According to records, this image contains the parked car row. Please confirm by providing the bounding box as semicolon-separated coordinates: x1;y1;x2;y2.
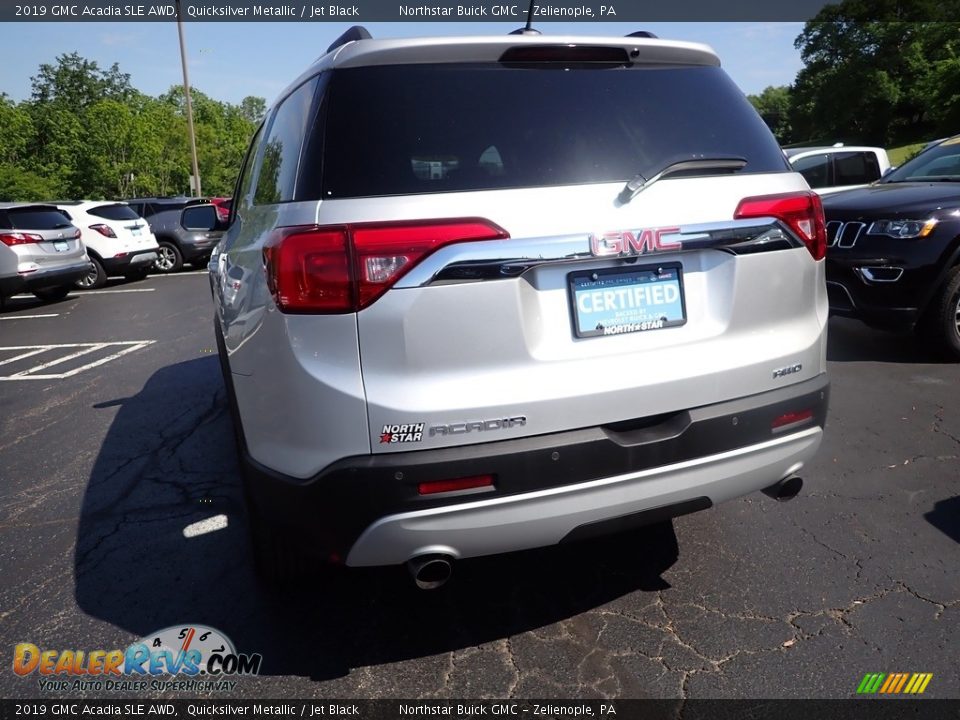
0;196;228;305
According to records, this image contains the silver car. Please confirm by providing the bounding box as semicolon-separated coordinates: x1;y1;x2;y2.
212;27;831;587
0;203;90;305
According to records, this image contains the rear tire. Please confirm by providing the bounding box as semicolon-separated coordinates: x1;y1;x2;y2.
76;258;107;289
154;242;183;273
32;286;71;302
917;266;960;360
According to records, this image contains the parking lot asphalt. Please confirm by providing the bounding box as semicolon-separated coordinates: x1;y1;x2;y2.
0;272;958;700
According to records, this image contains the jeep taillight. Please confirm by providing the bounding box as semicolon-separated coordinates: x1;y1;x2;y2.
734;191;827;261
263;219;509;313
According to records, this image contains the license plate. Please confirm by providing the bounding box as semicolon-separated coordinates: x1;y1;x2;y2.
569;263;686;338
54;241;68;252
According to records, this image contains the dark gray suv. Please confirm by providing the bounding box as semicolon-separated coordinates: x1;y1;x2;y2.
126;197;224;273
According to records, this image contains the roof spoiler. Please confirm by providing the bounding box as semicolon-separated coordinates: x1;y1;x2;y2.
626;31;658;38
327;25;372;54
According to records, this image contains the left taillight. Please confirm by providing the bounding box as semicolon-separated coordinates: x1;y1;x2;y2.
734;191;827;261
89;224;117;238
263;218;509;314
0;232;44;246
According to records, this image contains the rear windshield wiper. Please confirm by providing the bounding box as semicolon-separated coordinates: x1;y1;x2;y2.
617;157;748;205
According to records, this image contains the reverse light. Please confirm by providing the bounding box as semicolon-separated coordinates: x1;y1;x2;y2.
0;232;44;246
418;475;495;496
89;224;117;238
734;191;827;260
867;219;938;239
263;218;509;313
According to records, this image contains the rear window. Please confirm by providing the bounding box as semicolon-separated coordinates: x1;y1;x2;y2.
310;64;787;199
89;204;141;221
0;207;73;230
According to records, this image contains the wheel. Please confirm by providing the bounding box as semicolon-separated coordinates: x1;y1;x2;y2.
154;242;183;273
76;258;107;289
32;286;71;302
125;267;150;282
917;266;960;360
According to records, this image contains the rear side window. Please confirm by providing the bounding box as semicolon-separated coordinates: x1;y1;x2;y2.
312;64;787;199
3;207;73;230
834;152;880;186
255;76;320;205
89;204;141;221
792;154;830;189
182;205;218;231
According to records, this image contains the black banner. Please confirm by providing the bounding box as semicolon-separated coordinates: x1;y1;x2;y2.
0;0;911;23
2;700;960;720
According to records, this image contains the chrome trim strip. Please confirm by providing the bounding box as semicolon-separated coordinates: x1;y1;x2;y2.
858;266;904;283
826;280;857;309
396;218;799;288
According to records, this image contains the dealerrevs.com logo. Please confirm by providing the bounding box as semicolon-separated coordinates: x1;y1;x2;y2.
13;625;262;693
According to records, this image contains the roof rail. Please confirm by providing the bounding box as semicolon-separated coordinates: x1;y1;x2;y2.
626;31;658;38
327;25;372;54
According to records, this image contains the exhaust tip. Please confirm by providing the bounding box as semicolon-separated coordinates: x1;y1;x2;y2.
407;555;453;590
763;475;803;502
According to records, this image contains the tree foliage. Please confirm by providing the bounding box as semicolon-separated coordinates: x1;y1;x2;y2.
790;1;960;145
747;86;793;144
0;53;264;201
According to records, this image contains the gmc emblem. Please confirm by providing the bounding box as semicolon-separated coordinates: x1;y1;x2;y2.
589;227;681;257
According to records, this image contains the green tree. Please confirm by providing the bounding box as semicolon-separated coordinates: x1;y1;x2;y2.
748;86;793;144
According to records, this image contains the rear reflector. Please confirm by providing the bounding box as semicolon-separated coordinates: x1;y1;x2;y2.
771;409;814;431
263;218;508;313
734;191;827;261
418;475;495;496
0;232;44;246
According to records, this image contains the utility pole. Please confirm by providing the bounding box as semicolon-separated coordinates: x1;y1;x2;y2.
175;0;202;197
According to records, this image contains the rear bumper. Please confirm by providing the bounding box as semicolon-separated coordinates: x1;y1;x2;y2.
102;250;158;274
0;262;91;298
242;374;829;567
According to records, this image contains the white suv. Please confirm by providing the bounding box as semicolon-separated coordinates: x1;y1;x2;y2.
56;201;159;288
211;27;831;588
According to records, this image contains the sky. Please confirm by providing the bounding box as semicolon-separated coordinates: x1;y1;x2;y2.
0;21;805;106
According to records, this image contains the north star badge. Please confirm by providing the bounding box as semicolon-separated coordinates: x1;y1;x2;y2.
379;423;425;444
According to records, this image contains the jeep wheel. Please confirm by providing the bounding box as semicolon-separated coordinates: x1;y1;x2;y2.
154;242;183;273
918;266;960;360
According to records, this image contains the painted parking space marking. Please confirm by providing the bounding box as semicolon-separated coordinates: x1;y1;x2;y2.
151;271;208;277
0;314;59;320
9;288;156;299
0;341;155;380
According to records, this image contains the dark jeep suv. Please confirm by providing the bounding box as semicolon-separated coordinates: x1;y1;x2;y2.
126;197;224;273
823;135;960;356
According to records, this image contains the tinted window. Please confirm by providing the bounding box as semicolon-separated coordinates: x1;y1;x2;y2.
834;152;880;186
792;154;830;188
884;139;960;182
314;64;787;199
181;205;218;231
3;207;73;230
255;77;319;205
89;204;141;221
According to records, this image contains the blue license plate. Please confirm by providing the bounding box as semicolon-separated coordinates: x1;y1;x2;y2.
569;263;686;338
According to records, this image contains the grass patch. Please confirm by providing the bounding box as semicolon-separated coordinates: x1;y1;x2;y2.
888;142;927;166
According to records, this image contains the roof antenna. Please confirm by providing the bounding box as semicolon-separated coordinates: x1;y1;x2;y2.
509;0;541;34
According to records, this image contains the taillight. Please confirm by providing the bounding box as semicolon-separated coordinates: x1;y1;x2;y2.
89;224;117;238
263;218;509;313
0;232;44;246
734;191;826;261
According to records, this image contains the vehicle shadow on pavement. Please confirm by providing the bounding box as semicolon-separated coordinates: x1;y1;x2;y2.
826;318;954;364
925;496;960;545
75;357;679;683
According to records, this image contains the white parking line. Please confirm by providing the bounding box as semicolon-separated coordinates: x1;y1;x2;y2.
152;271;208;277
0;341;155;380
73;288;156;295
0;314;59;320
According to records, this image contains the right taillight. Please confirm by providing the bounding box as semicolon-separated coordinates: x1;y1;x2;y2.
263;218;509;314
0;232;44;246
733;191;827;261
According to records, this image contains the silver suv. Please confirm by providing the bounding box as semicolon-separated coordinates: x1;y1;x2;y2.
0;203;89;306
212;27;831;587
